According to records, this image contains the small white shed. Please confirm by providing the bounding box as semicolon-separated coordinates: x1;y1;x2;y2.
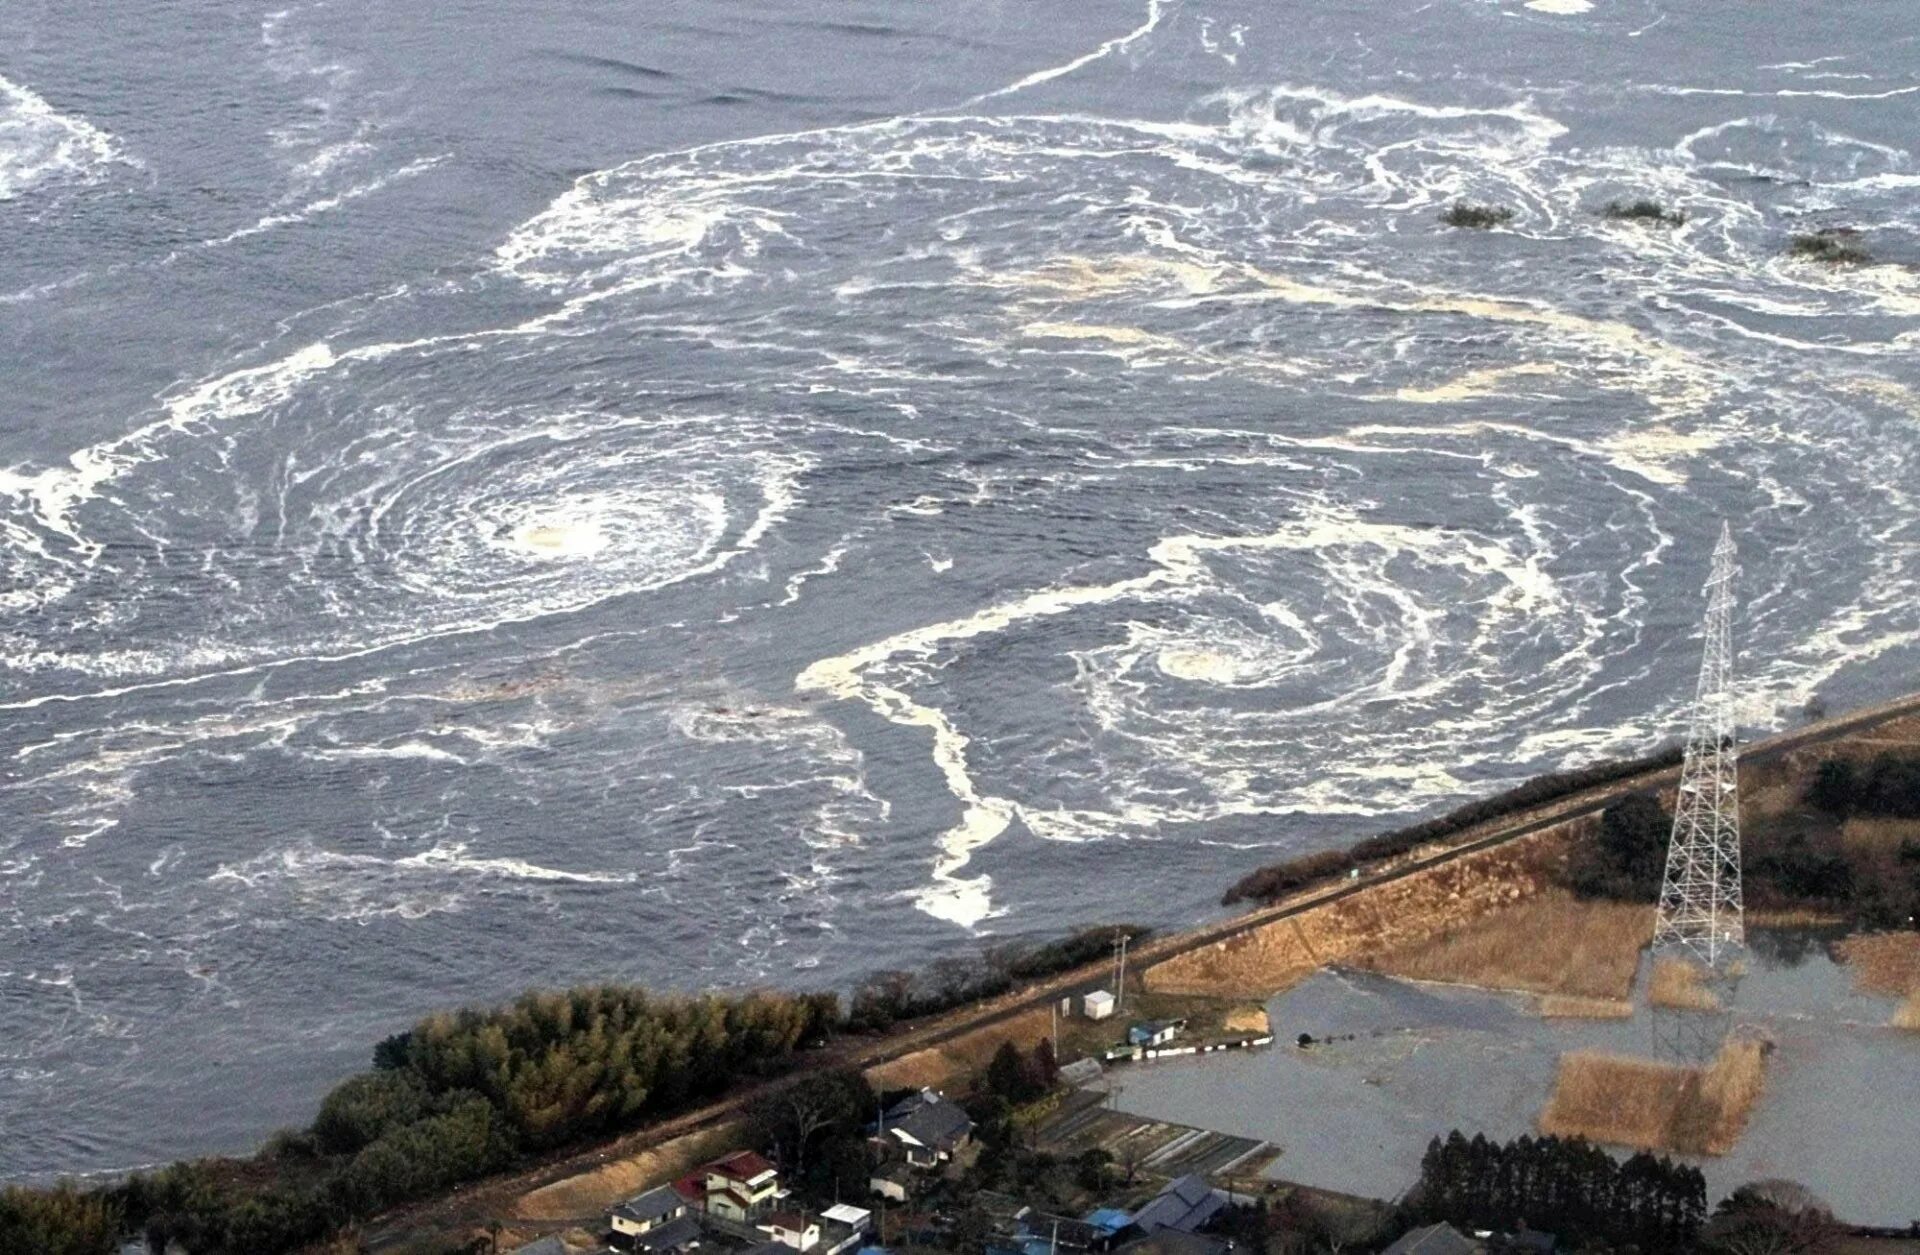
1083;989;1116;1020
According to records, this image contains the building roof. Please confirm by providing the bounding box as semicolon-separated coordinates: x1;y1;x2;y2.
741;1245;790;1255
822;1204;872;1227
710;1150;779;1184
614;1185;689;1224
507;1239;571;1255
1381;1223;1485;1255
1059;1058;1104;1086
632;1215;703;1254
1084;1208;1133;1234
1130;1175;1224;1235
886;1095;973;1150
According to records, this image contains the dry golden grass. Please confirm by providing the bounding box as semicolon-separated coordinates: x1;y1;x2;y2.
1836;932;1920;999
1223;1006;1271;1034
1745;907;1849;927
1894;992;1920;1032
1538;995;1634;1019
1370;889;1652;1001
1649;957;1723;1011
1539;1037;1767;1156
1840;815;1920;859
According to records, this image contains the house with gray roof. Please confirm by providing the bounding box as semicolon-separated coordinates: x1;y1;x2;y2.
1129;1175;1224;1236
878;1088;974;1168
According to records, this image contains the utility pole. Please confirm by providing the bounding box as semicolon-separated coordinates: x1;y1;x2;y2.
1652;522;1746;972
1115;931;1130;1012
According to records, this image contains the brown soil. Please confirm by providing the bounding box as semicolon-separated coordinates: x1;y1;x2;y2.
864;1006;1054;1093
1538;1036;1767;1156
1367;889;1651;1001
1144;827;1571;997
515;1121;743;1220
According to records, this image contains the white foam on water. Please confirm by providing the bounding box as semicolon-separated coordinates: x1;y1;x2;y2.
799;501;1574;926
966;0;1171;105
1523;0;1593;13
0;74;123;201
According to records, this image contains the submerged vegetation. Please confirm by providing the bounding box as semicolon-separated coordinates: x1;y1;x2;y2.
1788;228;1872;265
1602;198;1687;226
1540;1038;1768;1157
1440;201;1516;229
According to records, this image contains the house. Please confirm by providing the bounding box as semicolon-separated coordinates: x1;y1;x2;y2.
816;1204;873;1255
757;1210;821;1252
868;1163;912;1202
1381;1223;1486;1255
1083;990;1116;1020
611;1184;692;1243
1130;1175;1224;1236
703;1150;785;1222
822;1204;873;1235
1083;1208;1133;1238
878;1089;974;1167
507;1239;571;1255
629;1216;704;1255
1126;1020;1185;1049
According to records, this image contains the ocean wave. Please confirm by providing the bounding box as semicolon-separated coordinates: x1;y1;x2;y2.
0;74;124;202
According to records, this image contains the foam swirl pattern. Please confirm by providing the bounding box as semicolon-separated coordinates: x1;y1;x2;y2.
0;0;1916;1195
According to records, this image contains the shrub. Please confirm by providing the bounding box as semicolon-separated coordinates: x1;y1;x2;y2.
1788;229;1870;265
1441;202;1515;229
1566;792;1670;902
1602;198;1686;226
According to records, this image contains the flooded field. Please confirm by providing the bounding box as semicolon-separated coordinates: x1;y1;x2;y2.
1108;930;1920;1224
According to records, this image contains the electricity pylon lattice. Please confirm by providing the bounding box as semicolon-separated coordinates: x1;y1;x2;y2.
1652;522;1745;971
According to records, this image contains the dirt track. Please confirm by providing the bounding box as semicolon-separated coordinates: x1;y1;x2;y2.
363;688;1920;1249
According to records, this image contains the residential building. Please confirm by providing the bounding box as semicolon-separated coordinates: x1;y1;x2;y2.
611;1184;692;1243
877;1089;974;1168
757;1210;822;1252
1130;1175;1224;1236
1381;1222;1486;1255
506;1239;571;1255
703;1150;785;1222
629;1216;704;1255
821;1204;872;1235
1126;1021;1184;1049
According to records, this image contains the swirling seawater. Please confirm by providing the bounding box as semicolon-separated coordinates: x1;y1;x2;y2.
1;0;1916;1179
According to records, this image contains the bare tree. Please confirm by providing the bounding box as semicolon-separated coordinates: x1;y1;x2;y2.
1706;1179;1841;1255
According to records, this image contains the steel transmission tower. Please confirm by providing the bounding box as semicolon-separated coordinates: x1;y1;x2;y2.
1652;522;1745;970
